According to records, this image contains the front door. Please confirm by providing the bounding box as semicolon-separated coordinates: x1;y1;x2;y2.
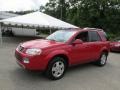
70;31;94;64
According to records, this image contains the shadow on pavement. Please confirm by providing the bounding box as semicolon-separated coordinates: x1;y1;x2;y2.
10;63;96;82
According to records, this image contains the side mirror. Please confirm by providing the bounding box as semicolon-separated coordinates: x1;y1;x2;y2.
72;39;83;45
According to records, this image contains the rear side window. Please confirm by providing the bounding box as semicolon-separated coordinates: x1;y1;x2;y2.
89;31;101;42
101;31;109;41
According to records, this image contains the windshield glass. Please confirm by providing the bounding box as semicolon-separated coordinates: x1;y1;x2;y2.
46;30;77;42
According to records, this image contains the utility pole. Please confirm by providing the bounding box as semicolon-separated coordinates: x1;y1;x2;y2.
0;23;2;47
60;4;63;20
60;0;64;20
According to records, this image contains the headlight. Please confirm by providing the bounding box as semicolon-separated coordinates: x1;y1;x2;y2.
25;48;42;56
115;44;120;47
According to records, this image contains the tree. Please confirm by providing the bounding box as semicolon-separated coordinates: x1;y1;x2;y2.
42;0;120;38
43;0;69;21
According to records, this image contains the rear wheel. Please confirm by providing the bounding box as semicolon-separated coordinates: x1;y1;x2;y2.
95;52;108;66
45;57;67;80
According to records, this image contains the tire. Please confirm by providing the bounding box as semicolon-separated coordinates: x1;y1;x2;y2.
95;52;108;66
45;57;67;80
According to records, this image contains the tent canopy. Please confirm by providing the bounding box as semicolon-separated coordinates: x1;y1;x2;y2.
0;11;79;29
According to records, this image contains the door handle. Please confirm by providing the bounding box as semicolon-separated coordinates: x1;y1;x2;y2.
85;45;89;48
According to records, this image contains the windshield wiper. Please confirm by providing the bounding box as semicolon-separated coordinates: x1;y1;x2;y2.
46;38;56;41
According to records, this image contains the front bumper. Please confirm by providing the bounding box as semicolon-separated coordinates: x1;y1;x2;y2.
15;50;47;71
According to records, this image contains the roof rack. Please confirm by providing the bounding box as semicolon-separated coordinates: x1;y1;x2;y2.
83;27;103;31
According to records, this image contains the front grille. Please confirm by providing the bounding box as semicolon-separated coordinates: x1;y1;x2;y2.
15;52;23;61
17;45;24;52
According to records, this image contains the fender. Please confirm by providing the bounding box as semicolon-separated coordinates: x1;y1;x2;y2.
100;46;109;56
43;49;70;67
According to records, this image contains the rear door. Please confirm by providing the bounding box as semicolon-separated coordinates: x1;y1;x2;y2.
88;31;103;60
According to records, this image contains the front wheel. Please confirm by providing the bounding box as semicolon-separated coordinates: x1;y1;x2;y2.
45;57;67;80
95;52;108;66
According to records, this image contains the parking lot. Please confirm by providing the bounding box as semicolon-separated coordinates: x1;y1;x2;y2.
0;37;120;90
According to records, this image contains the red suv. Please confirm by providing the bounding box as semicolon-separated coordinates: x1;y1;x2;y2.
15;28;110;80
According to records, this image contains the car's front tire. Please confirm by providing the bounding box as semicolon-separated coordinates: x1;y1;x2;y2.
45;57;67;80
95;52;108;66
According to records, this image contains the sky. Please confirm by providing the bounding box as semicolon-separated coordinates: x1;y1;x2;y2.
0;0;48;11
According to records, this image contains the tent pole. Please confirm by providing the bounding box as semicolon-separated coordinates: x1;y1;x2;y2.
50;29;52;34
0;23;2;47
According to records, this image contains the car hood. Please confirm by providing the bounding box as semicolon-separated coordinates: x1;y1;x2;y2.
111;42;120;45
21;39;65;49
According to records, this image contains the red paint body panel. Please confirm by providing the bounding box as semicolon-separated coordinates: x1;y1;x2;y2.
15;29;110;71
110;41;120;52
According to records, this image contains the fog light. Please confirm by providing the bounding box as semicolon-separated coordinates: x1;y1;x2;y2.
23;58;29;64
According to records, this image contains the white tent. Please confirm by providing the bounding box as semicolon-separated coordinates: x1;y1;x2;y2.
0;11;79;29
0;11;79;46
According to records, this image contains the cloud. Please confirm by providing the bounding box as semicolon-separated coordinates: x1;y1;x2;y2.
0;0;48;11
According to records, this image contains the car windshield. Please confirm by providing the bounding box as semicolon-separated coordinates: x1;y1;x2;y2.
46;30;77;42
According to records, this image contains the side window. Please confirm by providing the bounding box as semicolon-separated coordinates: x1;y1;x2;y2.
101;31;109;41
75;31;88;42
89;31;101;42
